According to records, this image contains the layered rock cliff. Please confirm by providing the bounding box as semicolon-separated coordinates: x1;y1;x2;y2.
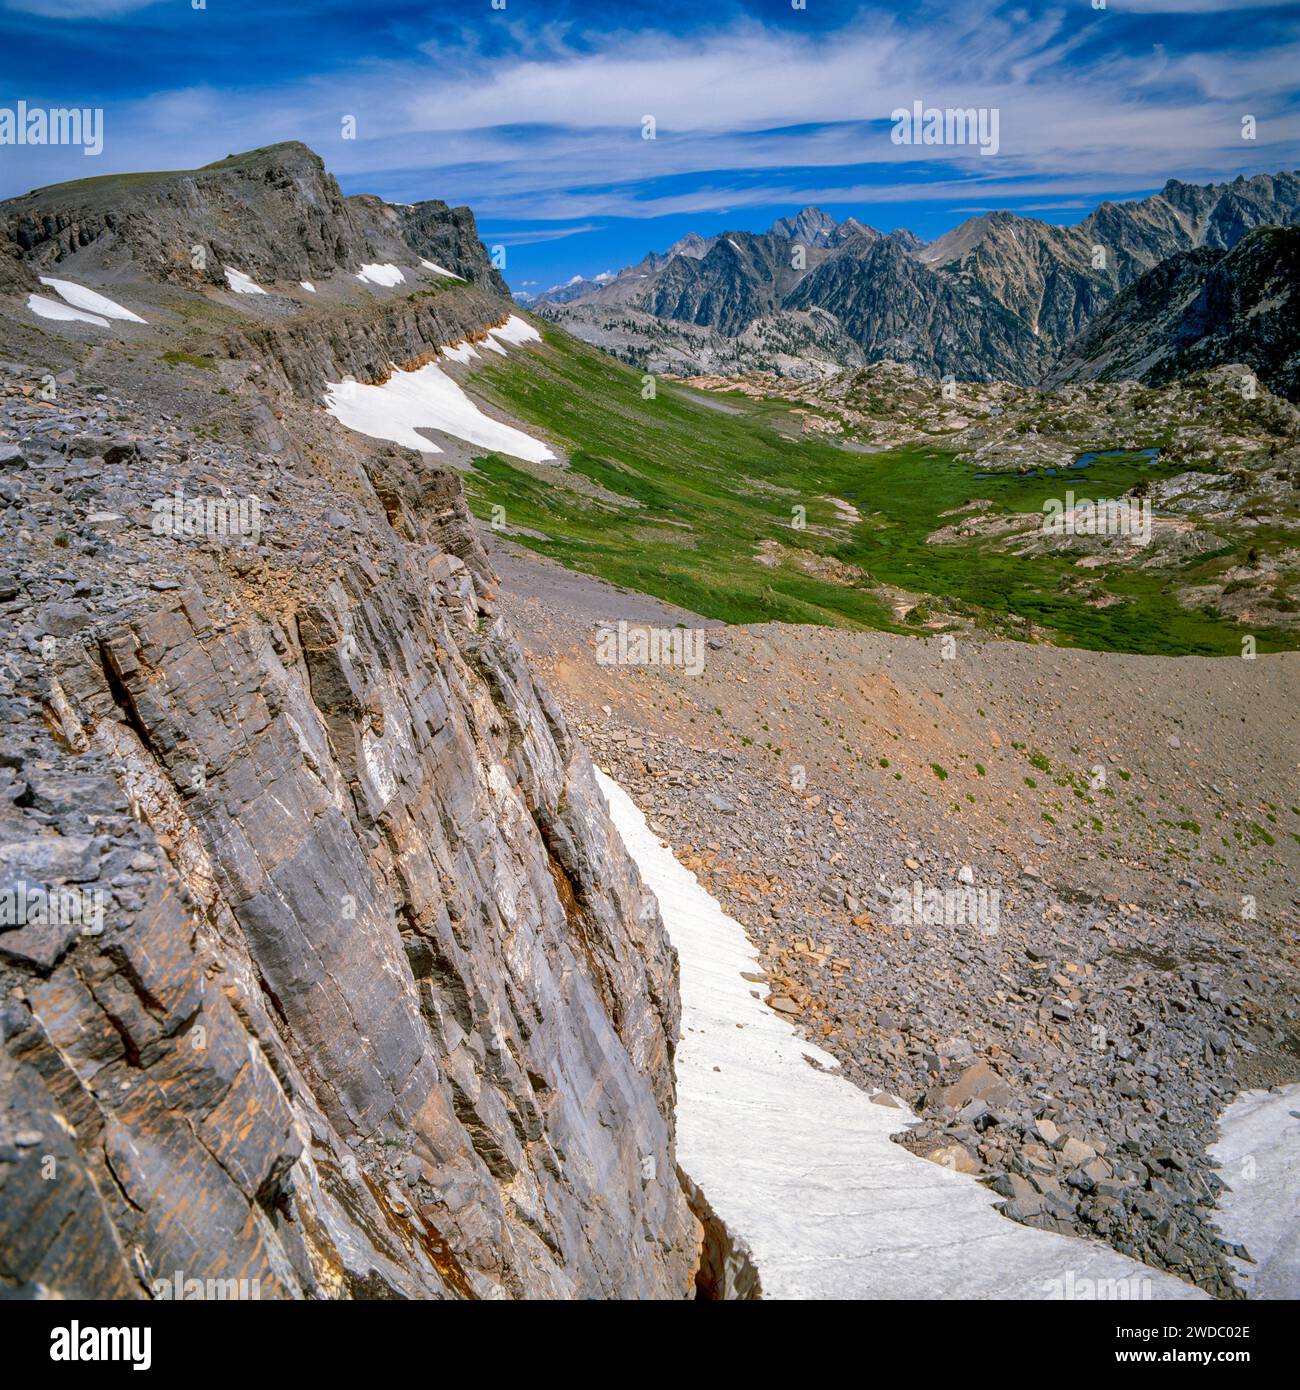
0;387;700;1300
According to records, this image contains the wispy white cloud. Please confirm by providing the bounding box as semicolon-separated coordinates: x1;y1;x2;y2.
1;0;162;16
1;6;1296;219
478;224;602;246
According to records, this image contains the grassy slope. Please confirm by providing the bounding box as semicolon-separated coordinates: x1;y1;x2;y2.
462;326;1297;656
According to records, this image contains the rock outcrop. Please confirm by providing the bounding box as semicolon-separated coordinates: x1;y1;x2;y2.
0;458;698;1296
223;280;516;398
397;200;510;297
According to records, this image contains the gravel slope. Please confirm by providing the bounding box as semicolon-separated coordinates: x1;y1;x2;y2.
492;533;1300;1298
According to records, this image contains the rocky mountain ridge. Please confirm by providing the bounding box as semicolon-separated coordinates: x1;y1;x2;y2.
0;141;506;299
534;172;1300;384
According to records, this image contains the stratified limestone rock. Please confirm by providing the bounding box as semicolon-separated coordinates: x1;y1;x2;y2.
0;138;698;1297
0;451;697;1300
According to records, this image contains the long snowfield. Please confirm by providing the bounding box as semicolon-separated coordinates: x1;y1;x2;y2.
597;770;1207;1300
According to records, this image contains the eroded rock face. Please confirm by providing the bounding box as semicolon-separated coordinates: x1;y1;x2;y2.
397;200;511;297
0;383;698;1298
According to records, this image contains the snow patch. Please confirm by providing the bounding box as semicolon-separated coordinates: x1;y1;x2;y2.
38;277;145;323
420;259;464;280
1209;1086;1300;1298
596;770;1206;1301
224;266;267;295
488;314;542;347
441;341;479;365
300;281;316;293
26;293;108;327
478;314;542;355
324;360;553;462
356;263;405;287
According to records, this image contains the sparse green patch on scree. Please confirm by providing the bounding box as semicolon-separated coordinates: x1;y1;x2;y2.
461;327;1297;655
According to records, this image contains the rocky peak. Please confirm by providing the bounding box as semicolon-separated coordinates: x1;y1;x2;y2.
398;198;510;294
0;141;372;292
535;170;1300;385
831;216;884;247
665;231;715;260
1046;224;1300;399
768;206;840;247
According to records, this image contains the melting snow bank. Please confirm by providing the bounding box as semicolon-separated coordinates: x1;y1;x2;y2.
356;263;405;287
27;278;146;327
488;315;541;347
478;315;544;356
421;259;464;279
27;294;108;327
224;266;267;295
324;358;553;462
38;277;145;323
1209;1086;1300;1298
596;769;1206;1301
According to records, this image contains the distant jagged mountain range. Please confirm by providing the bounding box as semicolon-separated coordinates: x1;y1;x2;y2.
530;173;1300;389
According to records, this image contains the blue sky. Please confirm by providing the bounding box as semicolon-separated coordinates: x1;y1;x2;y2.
1;0;1297;294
